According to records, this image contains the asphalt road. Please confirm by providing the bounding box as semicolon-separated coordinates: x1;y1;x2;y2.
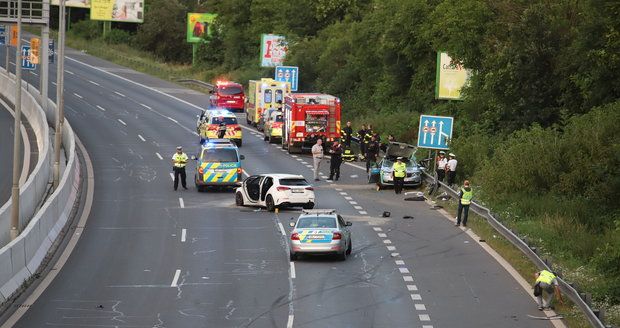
0;42;554;328
0;104;17;206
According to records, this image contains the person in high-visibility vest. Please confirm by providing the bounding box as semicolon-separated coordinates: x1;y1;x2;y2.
392;157;406;194
172;146;188;191
534;269;564;310
455;180;473;226
341;121;353;147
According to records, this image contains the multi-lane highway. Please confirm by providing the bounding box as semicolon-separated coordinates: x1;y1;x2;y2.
0;43;554;327
0;104;17;205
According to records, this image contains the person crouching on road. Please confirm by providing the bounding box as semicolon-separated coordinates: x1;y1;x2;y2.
455;180;473;227
328;140;343;181
392;157;406;194
534;269;564;311
217;122;227;139
311;138;324;181
172;146;188;191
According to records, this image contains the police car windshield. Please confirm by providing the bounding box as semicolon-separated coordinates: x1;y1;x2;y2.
279;178;308;186
212;117;238;125
201;148;238;162
218;86;243;95
297;217;337;229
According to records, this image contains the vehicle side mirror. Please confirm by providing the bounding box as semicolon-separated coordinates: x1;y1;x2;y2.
345;221;352;226
289;221;295;227
239;155;245;160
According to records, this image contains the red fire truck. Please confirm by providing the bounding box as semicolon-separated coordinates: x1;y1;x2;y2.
282;93;341;154
209;81;245;112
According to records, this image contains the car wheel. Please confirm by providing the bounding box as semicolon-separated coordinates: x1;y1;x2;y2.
235;192;244;206
264;135;269;141
289;252;297;261
268;136;274;144
337;249;347;261
302;202;314;210
266;195;276;212
237;140;242;147
346;239;352;255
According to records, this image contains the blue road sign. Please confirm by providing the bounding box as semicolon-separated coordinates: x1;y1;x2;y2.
49;40;54;63
21;46;36;70
417;114;453;150
0;24;6;45
275;65;299;91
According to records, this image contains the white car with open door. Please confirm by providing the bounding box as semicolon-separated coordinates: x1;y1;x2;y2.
235;174;315;212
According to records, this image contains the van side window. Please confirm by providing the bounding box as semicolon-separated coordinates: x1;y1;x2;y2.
264;89;273;103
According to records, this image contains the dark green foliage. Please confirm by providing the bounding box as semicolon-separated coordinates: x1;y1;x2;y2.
104;29;133;45
134;0;190;62
68;20;101;40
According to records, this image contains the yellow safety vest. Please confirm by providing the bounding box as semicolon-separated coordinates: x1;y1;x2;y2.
536;270;556;285
172;153;188;168
461;188;473;205
393;162;406;178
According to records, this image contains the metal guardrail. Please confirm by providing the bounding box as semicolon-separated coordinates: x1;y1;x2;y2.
422;172;609;328
175;78;215;91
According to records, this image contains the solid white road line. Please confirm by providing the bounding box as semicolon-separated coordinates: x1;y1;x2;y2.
290;262;296;279
156;152;163;160
96;105;106;111
89;80;100;86
73;92;83;99
287;315;294;328
140;103;152;109
411;294;422;300
138;134;146;142
179;198;185;208
117;119;127;126
181;229;187;242
114;91;126;97
415;304;427;311
171;269;181;287
278;222;286;236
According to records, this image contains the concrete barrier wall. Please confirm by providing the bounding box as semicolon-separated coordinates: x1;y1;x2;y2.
0;72;79;304
0;70;51;246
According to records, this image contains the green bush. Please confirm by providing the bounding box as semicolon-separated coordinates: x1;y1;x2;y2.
68;20;101;40
104;29;133;45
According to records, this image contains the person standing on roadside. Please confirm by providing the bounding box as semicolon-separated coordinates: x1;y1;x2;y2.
357;124;368;158
436;151;448;182
365;135;380;173
447;153;458;187
341;121;353;147
328;140;343;181
392;157;406;194
172;146;188;191
311;138;324;181
455;180;472;227
533;269;564;311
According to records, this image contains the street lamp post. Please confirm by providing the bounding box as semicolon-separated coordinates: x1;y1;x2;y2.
10;0;23;240
53;0;66;189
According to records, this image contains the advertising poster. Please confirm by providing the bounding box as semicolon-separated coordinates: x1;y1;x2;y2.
260;34;287;67
91;0;144;23
187;13;218;43
435;52;471;100
51;0;91;8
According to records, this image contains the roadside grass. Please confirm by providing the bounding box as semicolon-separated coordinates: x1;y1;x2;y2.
429;193;591;328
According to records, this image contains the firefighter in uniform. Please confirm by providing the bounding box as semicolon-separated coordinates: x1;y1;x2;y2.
365;135;380;173
392;157;406;194
357;124;368;159
341;121;353;147
172;146;188;191
362;125;374;157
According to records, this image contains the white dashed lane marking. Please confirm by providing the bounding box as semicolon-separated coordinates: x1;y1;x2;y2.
114;91;126;97
179;198;185;208
415;304;427;311
399;268;410;274
354;206;363;210
349;201;358;205
181;229;187;242
156;152;163;160
96;105;106;111
407;285;418;291
419;314;431;321
383;239;392;244
117;119;127;126
339;192;347;196
170;269;181;287
395;260;405;265
140;103;152;109
138;134;146;142
290;262;296;279
373;227;382;232
387;246;396;251
378;233;387;238
410;294;422;300
344;196;353;200
89;80;100;86
169;173;174;181
73;93;83;99
359;211;368;215
65;70;74;75
403;276;414;282
167;117;178;123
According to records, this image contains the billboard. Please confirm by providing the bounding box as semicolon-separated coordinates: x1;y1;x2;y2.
435;52;471;100
260;34;287;67
91;0;144;23
51;0;91;8
187;13;217;43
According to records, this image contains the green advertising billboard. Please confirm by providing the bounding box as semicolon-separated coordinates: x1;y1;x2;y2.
187;13;217;43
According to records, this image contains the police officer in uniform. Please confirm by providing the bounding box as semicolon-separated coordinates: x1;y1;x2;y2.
392;157;406;194
172;146;188;190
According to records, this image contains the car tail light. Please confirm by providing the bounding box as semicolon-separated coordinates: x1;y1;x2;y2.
277;186;291;191
234;126;242;131
237;168;242;174
198;167;204;174
291;233;300;240
305;187;314;191
332;232;342;240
